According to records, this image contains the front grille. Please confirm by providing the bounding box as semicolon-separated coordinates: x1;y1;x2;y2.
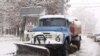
43;33;50;34
44;34;52;38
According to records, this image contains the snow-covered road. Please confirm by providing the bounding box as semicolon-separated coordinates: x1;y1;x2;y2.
0;35;100;56
69;35;100;56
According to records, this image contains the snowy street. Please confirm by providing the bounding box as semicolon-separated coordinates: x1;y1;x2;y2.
0;0;99;56
0;35;100;56
0;35;20;56
69;35;100;56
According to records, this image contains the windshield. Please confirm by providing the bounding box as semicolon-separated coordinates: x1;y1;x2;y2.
39;18;67;26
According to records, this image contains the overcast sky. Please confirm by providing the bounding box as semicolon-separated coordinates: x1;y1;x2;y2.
68;0;100;18
68;0;100;33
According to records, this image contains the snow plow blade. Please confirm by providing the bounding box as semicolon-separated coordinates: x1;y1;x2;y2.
15;43;49;56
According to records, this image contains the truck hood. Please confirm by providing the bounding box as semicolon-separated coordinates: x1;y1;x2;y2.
32;26;67;32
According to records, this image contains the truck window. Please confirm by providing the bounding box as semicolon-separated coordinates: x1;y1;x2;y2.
39;18;67;26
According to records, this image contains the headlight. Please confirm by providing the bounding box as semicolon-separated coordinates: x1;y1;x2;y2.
26;34;30;41
55;35;60;42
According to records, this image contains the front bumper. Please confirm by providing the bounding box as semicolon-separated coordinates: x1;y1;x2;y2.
45;44;63;49
25;43;63;49
96;38;100;42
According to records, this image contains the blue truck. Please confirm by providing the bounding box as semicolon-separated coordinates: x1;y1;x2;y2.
24;15;81;56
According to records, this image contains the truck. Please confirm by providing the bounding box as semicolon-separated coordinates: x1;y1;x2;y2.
70;18;81;50
24;15;81;56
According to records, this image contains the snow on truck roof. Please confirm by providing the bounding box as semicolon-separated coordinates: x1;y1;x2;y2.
39;15;75;22
40;15;65;19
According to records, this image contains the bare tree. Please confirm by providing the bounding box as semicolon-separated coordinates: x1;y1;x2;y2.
0;0;69;37
0;0;22;35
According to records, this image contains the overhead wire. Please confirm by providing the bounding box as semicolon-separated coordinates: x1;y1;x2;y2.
70;0;100;8
70;3;100;8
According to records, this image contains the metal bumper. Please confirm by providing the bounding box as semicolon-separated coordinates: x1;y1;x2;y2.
45;44;63;49
26;43;63;49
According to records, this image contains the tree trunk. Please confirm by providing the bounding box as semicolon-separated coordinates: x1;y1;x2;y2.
16;25;19;36
20;16;27;41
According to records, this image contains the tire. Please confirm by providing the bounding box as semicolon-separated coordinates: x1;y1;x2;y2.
95;38;97;42
77;41;80;50
76;36;81;50
49;41;69;56
80;36;82;40
63;40;69;56
72;40;81;50
59;40;69;56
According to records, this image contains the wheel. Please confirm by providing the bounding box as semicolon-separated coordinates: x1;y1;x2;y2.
72;40;81;50
80;36;82;40
63;40;69;56
49;40;69;56
95;38;97;42
77;41;80;50
95;38;96;42
58;40;69;56
75;41;81;50
76;36;81;50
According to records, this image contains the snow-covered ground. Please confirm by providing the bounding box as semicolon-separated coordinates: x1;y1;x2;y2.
0;35;48;56
0;42;17;56
0;35;20;42
0;35;100;56
0;35;20;56
69;35;100;56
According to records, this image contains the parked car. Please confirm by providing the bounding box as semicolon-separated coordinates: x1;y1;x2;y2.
94;33;100;42
87;33;95;38
94;36;100;42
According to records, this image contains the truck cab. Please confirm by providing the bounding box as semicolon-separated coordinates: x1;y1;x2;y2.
24;15;71;45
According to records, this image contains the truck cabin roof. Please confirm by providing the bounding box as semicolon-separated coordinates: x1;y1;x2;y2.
39;15;74;22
